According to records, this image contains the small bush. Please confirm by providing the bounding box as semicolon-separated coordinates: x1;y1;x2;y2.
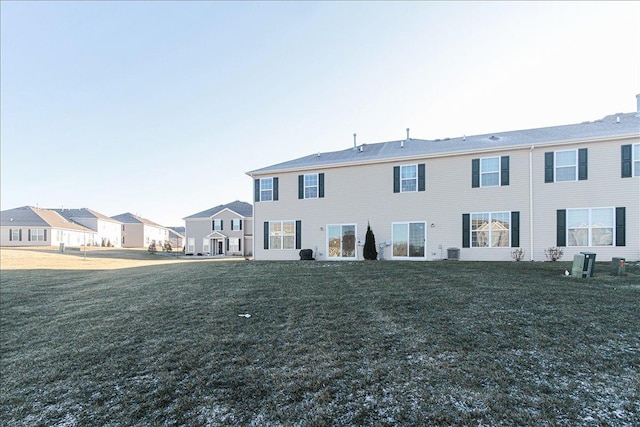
511;247;525;261
544;246;564;262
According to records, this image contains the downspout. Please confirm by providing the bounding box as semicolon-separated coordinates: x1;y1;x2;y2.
529;145;534;261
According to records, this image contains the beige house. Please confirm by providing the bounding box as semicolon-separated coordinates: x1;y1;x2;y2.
183;201;253;257
247;96;640;262
1;206;97;248
111;212;169;249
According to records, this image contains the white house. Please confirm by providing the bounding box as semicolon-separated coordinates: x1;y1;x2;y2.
247;96;640;262
53;208;122;247
1;206;97;248
183;201;253;257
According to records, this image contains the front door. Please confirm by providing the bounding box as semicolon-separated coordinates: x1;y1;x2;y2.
218;240;224;256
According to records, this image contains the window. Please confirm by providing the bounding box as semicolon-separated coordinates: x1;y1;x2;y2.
231;219;242;231
212;219;223;231
392;222;426;258
393;164;425;193
30;229;46;242
481;157;500;186
270;220;295;250
9;229;21;241
327;224;356;258
545;149;587;182
228;238;240;252
305;174;318;198
203;239;210;253
567;208;614;247
470;212;510;247
255;177;278;202
187;238;195;253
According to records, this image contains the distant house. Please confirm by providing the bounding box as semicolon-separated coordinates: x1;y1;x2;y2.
111;212;169;248
183;201;253;257
167;227;185;250
1;206;97;247
53;208;122;247
247;96;640;262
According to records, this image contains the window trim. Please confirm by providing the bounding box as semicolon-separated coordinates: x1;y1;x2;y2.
400;164;418;193
391;221;427;259
480;156;500;187
565;207;615;247
304;173;319;199
266;220;297;250
326;223;357;260
470;211;511;248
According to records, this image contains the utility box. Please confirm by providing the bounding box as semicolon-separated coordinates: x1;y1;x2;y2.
447;248;460;261
580;252;596;277
611;257;626;276
58;243;65;253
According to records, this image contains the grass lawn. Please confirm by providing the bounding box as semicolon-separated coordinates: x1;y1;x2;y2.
1;252;639;426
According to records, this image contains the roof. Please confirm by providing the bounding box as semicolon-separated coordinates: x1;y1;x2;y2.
111;212;165;228
247;112;640;175
184;200;253;220
0;206;94;232
52;208;121;224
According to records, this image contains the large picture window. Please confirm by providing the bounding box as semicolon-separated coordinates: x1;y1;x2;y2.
270;220;295;250
567;208;614;247
392;222;426;258
327;224;356;259
471;212;510;247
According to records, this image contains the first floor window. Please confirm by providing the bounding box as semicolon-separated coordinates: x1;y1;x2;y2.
229;238;240;252
471;212;510;247
203;239;210;253
327;224;356;258
567;208;614;246
30;229;46;242
187;238;195;253
392;222;426;258
10;229;21;241
270;220;295;250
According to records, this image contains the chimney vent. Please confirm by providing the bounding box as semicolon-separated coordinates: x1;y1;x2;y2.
406;128;410;140
636;94;640;117
353;133;357;151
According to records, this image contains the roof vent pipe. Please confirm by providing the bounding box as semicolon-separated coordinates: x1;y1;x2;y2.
636;94;640;117
353;133;357;151
406;128;410;140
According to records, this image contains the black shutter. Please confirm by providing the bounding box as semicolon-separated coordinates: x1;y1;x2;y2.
501;156;510;186
319;173;325;198
295;220;302;250
578;148;588;180
472;159;480;188
462;214;470;248
239;220;242;230
28;230;31;241
264;222;269;250
616;207;626;246
545;152;554;183
239;238;242;251
418;164;425;191
273;177;279;201
621;145;632;178
298;175;304;199
44;229;47;241
511;211;520;248
212;221;215;231
9;229;12;241
220;220;223;231
226;239;229;252
19;230;22;241
393;166;400;193
254;179;260;202
556;210;566;247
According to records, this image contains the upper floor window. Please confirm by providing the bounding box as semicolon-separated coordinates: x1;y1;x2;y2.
298;173;325;199
393;164;425;193
231;219;242;231
545;149;587;182
472;156;509;187
212;219;223;231
254;177;279;202
621;143;640;178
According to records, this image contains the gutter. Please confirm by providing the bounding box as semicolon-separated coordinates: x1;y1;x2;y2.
529;145;535;261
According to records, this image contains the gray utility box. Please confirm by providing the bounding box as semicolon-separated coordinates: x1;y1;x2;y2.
447;248;460;261
572;252;596;278
611;257;626;276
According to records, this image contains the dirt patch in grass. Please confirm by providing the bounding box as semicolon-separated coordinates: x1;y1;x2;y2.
1;259;638;426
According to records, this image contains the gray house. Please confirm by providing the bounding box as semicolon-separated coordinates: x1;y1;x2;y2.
184;201;253;257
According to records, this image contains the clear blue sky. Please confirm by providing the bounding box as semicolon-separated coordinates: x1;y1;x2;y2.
2;1;639;227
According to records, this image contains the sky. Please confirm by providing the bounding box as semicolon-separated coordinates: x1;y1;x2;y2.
1;1;639;227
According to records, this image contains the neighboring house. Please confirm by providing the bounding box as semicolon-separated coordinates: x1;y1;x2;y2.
1;206;97;247
52;208;122;247
246;95;640;262
111;212;169;248
183;201;253;257
167;227;185;250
